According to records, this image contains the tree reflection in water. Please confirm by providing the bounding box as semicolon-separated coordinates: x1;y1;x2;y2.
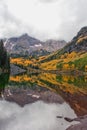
0;73;10;98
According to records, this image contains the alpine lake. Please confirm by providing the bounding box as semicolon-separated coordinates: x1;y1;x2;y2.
0;71;87;130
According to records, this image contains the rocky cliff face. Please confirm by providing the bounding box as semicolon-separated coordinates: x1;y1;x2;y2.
3;34;66;56
4;27;87;58
29;49;50;57
62;26;87;53
73;26;87;41
43;39;66;52
39;27;87;63
4;34;42;56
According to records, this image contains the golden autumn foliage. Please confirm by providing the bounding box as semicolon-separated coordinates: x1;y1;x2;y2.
10;50;87;72
67;52;77;58
85;65;87;72
37;73;87;94
40;52;78;70
77;36;87;44
63;64;70;70
62;63;75;70
10;58;33;67
39;73;57;85
40;51;87;72
10;74;32;82
85;76;87;82
63;52;77;63
40;59;59;70
9;70;87;96
62;75;74;82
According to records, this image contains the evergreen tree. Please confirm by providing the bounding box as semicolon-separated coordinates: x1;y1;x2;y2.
0;40;10;71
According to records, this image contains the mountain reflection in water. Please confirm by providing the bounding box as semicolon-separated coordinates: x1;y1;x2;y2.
0;72;87;117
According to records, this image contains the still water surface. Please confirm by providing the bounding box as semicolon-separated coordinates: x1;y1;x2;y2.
0;72;87;130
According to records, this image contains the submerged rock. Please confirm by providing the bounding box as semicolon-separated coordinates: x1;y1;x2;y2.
66;115;87;130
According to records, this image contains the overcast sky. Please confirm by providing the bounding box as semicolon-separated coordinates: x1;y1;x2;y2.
0;0;87;41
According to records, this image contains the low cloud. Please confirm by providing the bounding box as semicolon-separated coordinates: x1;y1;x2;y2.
0;0;87;41
39;0;58;3
0;1;35;38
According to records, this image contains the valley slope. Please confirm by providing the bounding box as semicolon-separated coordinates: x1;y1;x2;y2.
39;27;87;72
10;27;87;73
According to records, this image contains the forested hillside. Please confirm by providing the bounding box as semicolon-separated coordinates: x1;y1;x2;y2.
39;27;87;72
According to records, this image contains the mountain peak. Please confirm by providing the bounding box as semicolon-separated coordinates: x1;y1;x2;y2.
78;26;87;36
22;33;29;37
20;33;30;39
66;26;87;53
72;26;87;42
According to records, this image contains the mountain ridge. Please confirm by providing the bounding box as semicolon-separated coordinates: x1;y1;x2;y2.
39;26;87;72
3;33;66;56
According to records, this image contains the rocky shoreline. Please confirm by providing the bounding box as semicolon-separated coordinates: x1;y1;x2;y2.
56;115;87;130
66;115;87;130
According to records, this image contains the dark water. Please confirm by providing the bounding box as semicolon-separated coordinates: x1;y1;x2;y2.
0;72;87;130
